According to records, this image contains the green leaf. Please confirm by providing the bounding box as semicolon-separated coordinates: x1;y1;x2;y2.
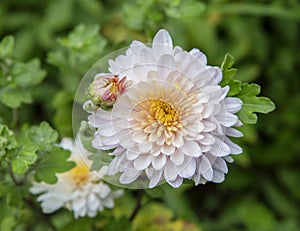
104;216;132;231
145;187;165;199
0;36;14;58
59;217;94;231
27;122;58;146
1;215;16;231
220;53;242;96
12;59;46;87
0;124;17;157
237;83;275;124
0;87;32;109
12;145;37;173
34;146;75;184
88;150;112;172
221;53;235;71
52;91;73;137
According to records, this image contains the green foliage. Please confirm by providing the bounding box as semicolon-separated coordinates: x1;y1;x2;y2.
0;124;17;157
27;122;58;146
47;23;106;92
0;36;46;109
34;146;75;184
237;83;275;124
0;0;299;230
11;145;37;174
132;203;201;231
220;53;275;124
220;53;241;96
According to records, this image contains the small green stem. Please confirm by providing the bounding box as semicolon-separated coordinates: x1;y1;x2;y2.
23;197;57;231
8;162;22;185
129;189;144;222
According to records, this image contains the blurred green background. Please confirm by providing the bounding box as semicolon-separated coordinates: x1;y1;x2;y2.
0;0;299;230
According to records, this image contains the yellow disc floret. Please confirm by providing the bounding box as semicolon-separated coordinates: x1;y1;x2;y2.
148;99;179;127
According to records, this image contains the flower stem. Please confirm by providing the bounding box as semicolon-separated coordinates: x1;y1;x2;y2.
129;189;144;222
23;197;57;231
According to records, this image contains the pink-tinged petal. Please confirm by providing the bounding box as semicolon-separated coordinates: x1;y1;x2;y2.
209;137;231;157
172;132;184;148
161;144;176;155
141;47;156;63
158;54;176;79
199;133;215;145
152;29;173;56
225;127;243;137
164;161;178;181
119;134;135;149
170;149;185;166
126;150;139;160
189;48;207;65
174;51;193;71
212;170;225;183
149;169;163;188
215;112;238;127
223;155;234;163
179;158;196;178
224;97;242;113
224;137;243;154
119;169;141;184
199;155;213;181
138;142;152;153
167;176;183;188
202;120;217;132
212;157;228;174
134;154;153;170
132;131;148;143
152;154;166;170
181;140;202;157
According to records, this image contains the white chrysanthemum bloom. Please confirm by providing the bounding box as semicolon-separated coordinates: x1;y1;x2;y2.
30;136;123;218
87;29;243;188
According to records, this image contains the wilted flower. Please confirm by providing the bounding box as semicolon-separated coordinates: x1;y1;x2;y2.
30;136;123;218
87;29;243;188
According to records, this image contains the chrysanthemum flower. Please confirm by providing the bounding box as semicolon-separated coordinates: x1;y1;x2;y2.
30;137;123;218
87;29;243;188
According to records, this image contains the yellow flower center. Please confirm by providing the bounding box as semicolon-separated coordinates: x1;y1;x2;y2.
67;161;90;185
149;99;179;127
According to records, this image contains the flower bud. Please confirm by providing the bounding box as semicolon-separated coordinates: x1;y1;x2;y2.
87;74;129;109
